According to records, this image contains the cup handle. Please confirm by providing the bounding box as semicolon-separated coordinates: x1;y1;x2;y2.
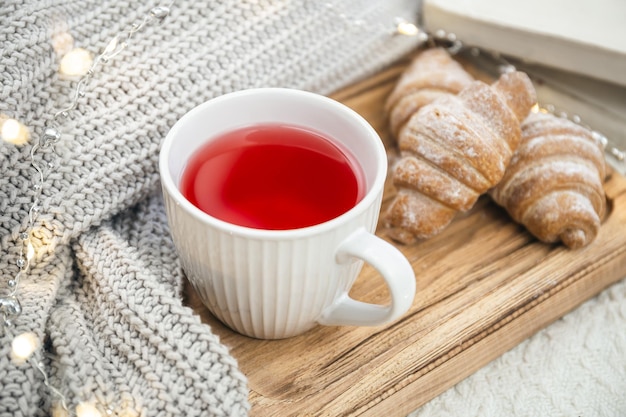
318;227;416;327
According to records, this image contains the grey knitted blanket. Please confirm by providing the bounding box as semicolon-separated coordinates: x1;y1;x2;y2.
0;1;421;415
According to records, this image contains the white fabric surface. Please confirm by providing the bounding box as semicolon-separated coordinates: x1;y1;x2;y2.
410;275;626;416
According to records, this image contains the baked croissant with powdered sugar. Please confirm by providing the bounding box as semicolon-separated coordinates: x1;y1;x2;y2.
384;70;537;244
385;47;474;139
490;111;607;249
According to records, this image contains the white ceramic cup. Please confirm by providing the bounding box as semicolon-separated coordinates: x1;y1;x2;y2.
160;88;415;339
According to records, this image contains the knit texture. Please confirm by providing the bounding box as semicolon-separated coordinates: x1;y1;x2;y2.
409;276;626;417
0;0;422;415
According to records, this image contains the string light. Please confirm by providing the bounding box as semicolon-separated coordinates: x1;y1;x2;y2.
395;19;419;36
102;36;120;58
10;332;39;364
59;48;94;77
52;31;75;57
0;115;30;145
26;240;35;261
75;402;103;417
2;3;174;415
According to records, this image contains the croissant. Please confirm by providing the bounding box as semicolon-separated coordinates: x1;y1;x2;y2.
384;71;537;244
385;47;474;139
489;112;607;248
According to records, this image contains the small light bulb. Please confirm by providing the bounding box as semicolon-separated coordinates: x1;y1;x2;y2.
396;21;419;36
76;402;103;417
26;241;35;261
59;48;93;77
103;36;119;57
52;31;75;56
11;332;39;363
1;116;30;145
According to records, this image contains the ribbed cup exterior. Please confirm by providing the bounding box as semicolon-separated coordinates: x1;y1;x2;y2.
160;88;390;339
163;189;381;339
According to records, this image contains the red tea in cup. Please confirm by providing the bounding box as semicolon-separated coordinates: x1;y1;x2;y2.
162;88;416;339
180;123;366;230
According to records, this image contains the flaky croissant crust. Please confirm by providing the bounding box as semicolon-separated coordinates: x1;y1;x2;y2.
490;111;607;249
385;47;474;138
385;70;537;244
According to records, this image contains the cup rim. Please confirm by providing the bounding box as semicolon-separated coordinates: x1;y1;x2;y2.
159;87;387;240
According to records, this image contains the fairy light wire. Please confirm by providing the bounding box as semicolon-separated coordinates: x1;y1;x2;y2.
2;3;174;415
2;2;173;324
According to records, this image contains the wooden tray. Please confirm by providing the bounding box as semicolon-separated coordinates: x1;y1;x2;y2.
184;57;626;416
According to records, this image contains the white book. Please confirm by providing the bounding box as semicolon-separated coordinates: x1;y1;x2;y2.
422;0;626;86
422;0;626;173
